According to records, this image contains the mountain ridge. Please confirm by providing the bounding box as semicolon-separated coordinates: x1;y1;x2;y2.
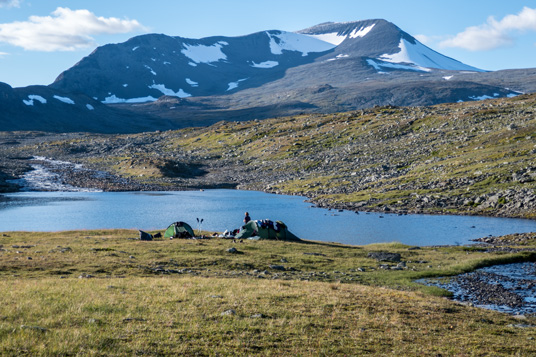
1;19;534;133
0;82;174;133
50;19;488;104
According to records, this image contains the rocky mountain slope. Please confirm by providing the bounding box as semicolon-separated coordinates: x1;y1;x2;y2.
44;19;530;131
3;93;536;219
0;82;174;133
51;19;487;103
50;29;335;103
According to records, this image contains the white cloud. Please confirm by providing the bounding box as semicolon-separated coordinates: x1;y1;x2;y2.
414;34;430;45
440;7;536;51
0;7;145;51
0;0;21;8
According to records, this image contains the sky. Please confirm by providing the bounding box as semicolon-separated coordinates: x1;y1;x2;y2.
0;0;535;88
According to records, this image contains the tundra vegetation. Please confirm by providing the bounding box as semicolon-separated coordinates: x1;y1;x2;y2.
2;95;536;354
2;94;536;218
0;230;535;355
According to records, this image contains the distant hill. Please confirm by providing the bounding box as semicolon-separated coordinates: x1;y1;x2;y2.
2;19;535;133
0;82;173;133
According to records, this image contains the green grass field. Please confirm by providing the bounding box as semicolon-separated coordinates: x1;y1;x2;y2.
1;230;535;355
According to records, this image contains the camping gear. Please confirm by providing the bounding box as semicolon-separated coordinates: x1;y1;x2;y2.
196;217;204;235
164;221;195;238
139;230;153;241
234;220;300;241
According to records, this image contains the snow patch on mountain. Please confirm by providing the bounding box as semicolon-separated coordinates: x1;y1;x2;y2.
305;32;346;46
379;39;483;72
181;41;228;64
149;84;191;98
367;59;430;73
54;95;75;104
303;24;375;45
469;94;499;101
251;60;279;68
185;78;199;87
23;94;47;106
144;65;157;75
349;24;375;39
86;104;94;110
102;95;158;104
327;54;349;62
266;31;336;56
227;78;248;91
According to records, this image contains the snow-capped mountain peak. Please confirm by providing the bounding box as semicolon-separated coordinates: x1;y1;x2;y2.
299;22;376;45
265;31;336;56
51;19;488;105
375;38;484;72
298;19;484;72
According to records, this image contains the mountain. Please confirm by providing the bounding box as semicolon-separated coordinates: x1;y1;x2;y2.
298;20;482;72
50;30;335;103
6;19;535;132
51;19;494;103
0;82;173;133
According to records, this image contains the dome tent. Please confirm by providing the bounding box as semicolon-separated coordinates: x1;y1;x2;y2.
164;221;195;238
234;220;300;241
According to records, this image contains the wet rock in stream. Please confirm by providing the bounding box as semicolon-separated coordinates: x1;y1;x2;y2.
420;262;536;316
455;272;525;308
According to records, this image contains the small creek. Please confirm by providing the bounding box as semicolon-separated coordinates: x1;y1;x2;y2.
418;262;536;316
7;156;102;192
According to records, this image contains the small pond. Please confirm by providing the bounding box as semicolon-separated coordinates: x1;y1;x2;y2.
2;189;536;246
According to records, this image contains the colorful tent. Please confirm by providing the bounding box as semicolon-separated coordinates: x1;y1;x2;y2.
234;220;300;241
164;221;195;238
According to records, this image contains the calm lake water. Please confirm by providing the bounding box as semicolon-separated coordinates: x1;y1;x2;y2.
2;189;536;246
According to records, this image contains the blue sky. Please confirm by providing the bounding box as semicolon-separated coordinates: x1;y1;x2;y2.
0;0;535;87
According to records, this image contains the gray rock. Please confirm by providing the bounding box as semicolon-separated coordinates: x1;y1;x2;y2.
250;313;267;318
269;265;286;271
21;325;47;332
368;252;401;262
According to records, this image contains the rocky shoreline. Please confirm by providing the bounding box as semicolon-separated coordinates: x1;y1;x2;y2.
5;153;536;223
0;143;532;217
416;233;536;316
421;261;536;316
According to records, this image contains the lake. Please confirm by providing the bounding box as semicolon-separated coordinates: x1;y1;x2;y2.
2;189;536;246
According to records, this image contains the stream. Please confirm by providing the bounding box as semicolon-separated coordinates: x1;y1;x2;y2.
419;262;536;316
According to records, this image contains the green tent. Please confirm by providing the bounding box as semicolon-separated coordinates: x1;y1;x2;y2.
235;220;300;241
164;221;195;238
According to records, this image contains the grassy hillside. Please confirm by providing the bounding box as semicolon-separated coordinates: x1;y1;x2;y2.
9;93;536;218
1;230;535;355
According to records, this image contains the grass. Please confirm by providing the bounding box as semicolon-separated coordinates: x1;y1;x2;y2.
1;230;536;355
